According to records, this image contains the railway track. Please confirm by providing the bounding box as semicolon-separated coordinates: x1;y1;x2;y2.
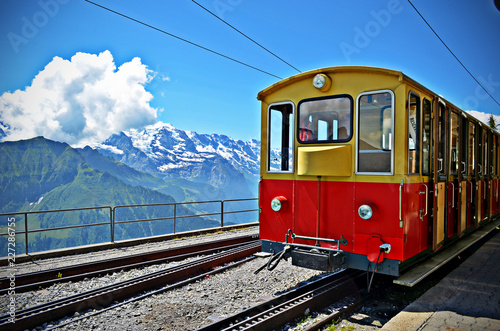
196;269;368;331
0;234;257;294
0;241;261;331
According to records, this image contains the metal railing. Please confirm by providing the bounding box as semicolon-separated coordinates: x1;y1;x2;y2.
0;198;258;256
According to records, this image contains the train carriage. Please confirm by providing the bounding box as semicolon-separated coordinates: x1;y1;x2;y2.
257;66;499;280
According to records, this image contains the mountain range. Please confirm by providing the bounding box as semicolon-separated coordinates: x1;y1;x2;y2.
96;122;260;201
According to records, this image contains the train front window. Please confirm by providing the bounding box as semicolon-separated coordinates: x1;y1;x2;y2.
268;102;294;173
357;90;394;174
297;95;352;143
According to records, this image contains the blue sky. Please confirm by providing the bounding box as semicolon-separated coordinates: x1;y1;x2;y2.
1;0;499;146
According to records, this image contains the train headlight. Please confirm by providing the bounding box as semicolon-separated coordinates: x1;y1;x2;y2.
358;204;373;220
271;196;287;212
312;74;331;91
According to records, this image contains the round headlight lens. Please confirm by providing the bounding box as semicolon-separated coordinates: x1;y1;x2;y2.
313;74;326;89
271;197;282;212
312;73;331;91
358;204;373;220
271;196;287;212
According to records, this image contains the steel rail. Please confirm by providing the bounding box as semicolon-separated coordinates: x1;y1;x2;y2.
0;234;257;294
50;254;259;330
302;294;371;331
0;241;261;331
196;269;367;331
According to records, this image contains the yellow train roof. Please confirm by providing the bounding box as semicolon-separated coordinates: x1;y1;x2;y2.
257;66;404;100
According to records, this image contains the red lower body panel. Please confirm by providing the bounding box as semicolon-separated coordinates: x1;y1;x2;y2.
260;179;412;265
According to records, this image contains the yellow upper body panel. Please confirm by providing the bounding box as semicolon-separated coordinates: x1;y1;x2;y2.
259;66;411;184
297;145;352;177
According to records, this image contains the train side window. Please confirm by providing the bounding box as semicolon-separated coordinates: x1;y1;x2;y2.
477;128;484;176
492;135;497;175
408;92;420;174
268;102;294;173
483;130;488;176
297;95;353;143
450;112;459;175
468;122;475;175
437;102;447;175
422;98;432;176
461;115;468;175
356;90;394;174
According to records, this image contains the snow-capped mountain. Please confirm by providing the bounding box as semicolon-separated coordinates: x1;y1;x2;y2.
96;122;260;200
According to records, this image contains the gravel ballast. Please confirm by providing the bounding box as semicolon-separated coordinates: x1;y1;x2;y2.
27;258;323;330
1;227;333;330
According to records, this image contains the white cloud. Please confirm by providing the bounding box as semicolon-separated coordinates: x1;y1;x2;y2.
0;50;158;147
465;110;500;130
94;143;124;155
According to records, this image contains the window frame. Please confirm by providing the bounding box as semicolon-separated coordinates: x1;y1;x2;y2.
449;110;460;176
492;135;497;176
460;113;468;177
267;101;295;174
355;89;395;175
483;129;489;177
407;91;421;175
437;100;447;176
468;121;476;175
422;98;432;176
296;94;354;144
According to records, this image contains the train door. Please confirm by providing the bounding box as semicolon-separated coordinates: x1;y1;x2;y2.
433;99;447;249
497;135;500;214
498;135;500;214
459;115;469;236
421;98;433;250
467;122;476;228
492;135;498;215
448;111;460;238
407;92;429;255
482;130;489;221
497;135;500;213
355;90;395;261
261;102;295;241
486;131;494;219
476;126;484;226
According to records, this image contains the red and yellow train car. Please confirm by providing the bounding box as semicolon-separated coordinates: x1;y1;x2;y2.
258;66;499;278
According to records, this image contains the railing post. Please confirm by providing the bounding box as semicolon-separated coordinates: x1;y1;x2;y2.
24;213;28;255
173;204;177;234
110;207;115;243
221;200;224;228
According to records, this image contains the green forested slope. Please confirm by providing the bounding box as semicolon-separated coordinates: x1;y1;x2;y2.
0;137;220;254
